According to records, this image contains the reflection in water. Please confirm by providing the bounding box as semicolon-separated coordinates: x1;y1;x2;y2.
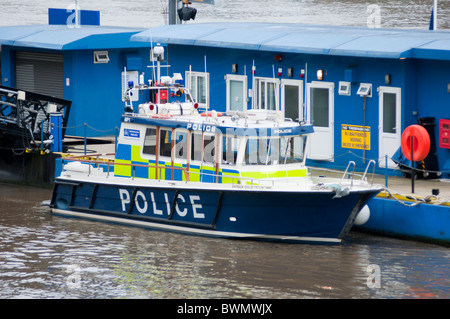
1;184;448;299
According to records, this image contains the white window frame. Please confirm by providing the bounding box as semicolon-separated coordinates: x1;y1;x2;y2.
225;74;248;112
378;86;402;168
186;71;209;109
281;79;303;121
306;81;335;161
253;77;280;111
338;81;351;96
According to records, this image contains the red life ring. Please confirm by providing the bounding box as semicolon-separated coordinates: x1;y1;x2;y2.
401;125;430;162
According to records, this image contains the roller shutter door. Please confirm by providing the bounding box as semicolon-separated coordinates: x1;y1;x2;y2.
15;51;64;99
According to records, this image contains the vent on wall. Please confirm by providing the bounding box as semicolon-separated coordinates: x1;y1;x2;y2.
94;51;109;64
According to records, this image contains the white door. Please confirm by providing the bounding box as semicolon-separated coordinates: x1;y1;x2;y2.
307;82;334;161
226;74;247;112
378;86;401;168
281;79;303;121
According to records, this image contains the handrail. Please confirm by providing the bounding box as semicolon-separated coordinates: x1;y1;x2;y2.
362;159;376;186
61;155;191;182
61;156;376;190
340;161;356;187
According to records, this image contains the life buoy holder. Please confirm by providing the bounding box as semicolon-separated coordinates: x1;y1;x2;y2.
401;124;430;162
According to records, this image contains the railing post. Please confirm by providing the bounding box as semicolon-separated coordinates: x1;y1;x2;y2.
385;155;388;188
84;123;87;155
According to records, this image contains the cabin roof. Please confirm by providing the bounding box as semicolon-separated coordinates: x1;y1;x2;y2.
131;22;450;61
122;113;314;136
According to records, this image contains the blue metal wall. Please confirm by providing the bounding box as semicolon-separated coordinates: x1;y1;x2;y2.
62;47;151;137
0;46;151;137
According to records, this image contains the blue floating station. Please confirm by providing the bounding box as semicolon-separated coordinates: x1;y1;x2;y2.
131;22;450;178
0;6;449;244
130;23;450;244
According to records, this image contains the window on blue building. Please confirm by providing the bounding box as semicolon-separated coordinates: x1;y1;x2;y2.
186;71;209;109
254;77;279;111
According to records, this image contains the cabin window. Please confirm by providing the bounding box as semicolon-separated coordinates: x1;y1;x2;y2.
244;135;306;165
191;132;203;162
174;130;189;160
203;133;216;164
159;128;173;158
222;135;240;165
244;137;269;165
143;127;157;155
189;131;217;164
278;136;306;164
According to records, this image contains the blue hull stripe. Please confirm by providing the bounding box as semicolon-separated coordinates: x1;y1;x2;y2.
51;208;342;244
51;179;377;244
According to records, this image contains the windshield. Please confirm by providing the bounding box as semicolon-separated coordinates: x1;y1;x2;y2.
244;135;306;165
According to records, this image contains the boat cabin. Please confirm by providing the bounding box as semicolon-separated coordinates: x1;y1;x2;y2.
114;79;313;184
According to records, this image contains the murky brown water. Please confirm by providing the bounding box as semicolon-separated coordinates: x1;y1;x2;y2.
0;183;448;299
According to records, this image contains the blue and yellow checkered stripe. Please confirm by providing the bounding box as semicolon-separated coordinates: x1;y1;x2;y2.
113;144;240;183
113;144;307;183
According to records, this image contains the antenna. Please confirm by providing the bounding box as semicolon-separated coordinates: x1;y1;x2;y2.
204;55;208;112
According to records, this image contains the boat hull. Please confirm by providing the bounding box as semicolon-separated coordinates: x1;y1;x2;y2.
50;178;379;244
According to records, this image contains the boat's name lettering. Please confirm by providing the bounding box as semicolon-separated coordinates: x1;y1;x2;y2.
186;123;216;133
118;189;204;218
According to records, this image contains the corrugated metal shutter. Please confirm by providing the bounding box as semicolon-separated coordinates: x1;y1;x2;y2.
15;51;64;99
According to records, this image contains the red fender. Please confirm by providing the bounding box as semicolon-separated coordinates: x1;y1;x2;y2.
401;125;430;162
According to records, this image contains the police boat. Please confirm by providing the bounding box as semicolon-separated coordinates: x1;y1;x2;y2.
50;73;382;244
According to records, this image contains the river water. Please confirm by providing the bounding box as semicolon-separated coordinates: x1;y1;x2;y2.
0;0;449;301
0;183;448;299
0;0;448;29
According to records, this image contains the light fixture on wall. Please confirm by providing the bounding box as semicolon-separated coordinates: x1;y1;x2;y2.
232;64;238;74
448;83;450;93
317;69;324;80
385;74;391;85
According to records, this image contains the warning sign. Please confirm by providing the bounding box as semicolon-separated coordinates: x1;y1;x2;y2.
342;124;370;150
